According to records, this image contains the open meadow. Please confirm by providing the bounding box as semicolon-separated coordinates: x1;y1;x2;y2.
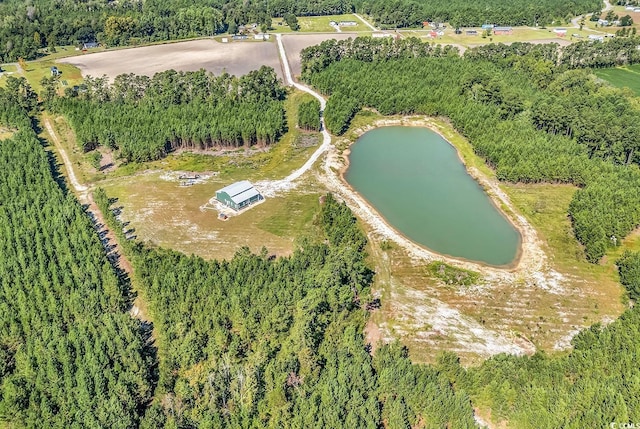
59;38;284;80
594;63;640;94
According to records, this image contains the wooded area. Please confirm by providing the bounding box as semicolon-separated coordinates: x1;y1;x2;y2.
56;67;287;163
301;36;640;262
297;98;322;131
4;20;640;427
94;192;476;428
0;84;154;427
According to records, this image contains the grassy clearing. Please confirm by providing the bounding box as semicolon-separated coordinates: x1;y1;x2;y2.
22;60;83;94
103;174;321;260
503;183;622;290
0;129;14;140
271;18;295;33
0;64;18;88
594;64;640;95
297;14;362;32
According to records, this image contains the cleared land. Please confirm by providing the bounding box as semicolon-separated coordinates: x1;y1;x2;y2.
401;26;584;48
594;64;640;94
59;38;284;80
272;14;365;33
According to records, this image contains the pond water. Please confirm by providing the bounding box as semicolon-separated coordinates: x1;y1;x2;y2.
345;126;521;266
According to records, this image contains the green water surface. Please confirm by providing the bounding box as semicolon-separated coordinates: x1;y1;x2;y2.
345;126;521;266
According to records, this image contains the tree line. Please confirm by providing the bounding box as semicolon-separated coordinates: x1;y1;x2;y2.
56;67;287;163
301;36;640;261
0;0;355;61
0;84;155;427
359;0;601;28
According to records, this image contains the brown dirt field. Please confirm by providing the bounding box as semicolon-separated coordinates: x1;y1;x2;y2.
282;33;357;77
59;39;284;80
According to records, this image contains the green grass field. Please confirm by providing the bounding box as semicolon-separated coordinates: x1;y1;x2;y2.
295;14;363;32
0;64;17;88
594;64;640;94
21;60;83;94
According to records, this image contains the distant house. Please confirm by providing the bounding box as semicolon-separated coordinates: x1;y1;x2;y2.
83;42;99;50
598;19;609;26
553;28;567;36
216;181;263;211
50;66;60;77
481;24;494;30
588;34;604;41
339;21;357;26
466;30;478;35
493;26;513;35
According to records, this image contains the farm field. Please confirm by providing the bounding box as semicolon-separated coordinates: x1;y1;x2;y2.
59;38;284;80
594;64;640;94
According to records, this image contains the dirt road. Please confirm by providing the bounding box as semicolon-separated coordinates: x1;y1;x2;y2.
43;117;152;326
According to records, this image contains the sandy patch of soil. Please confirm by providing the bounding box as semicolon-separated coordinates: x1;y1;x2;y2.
60;39;283;80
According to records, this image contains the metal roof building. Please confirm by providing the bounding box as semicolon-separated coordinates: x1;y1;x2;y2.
215;180;263;211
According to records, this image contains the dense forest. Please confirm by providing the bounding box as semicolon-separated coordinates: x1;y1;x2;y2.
56;67;287;162
0;82;154;427
0;0;602;61
297;98;322;131
301;36;640;261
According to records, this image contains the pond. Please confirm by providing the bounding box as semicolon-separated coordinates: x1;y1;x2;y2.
345;126;521;266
